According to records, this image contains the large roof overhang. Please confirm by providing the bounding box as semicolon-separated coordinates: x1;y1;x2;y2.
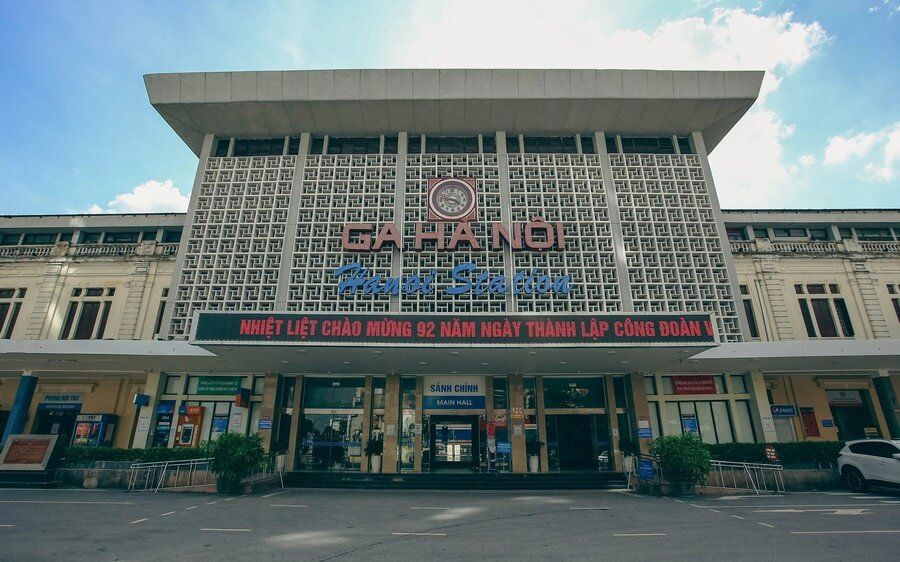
1;339;897;378
144;69;764;156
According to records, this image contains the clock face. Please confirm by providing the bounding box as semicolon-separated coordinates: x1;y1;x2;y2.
428;178;477;221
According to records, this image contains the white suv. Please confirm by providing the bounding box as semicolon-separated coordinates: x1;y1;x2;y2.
837;439;900;492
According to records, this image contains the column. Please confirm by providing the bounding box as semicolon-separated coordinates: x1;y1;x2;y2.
628;374;652;456
360;376;374;473
748;371;777;442
508;374;527;473
257;373;279;451
872;370;900;438
413;376;424;473
534;376;549;472
381;374;401;474
130;370;164;448
604;376;620;470
1;373;37;446
285;375;304;471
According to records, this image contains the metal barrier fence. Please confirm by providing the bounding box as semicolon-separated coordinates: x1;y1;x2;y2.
128;458;213;493
245;451;286;490
708;460;785;495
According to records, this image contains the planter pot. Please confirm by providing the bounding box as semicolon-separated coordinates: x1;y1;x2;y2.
370;455;383;473
528;455;540;473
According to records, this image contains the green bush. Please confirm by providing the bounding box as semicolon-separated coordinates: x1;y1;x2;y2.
201;432;266;495
704;441;844;468
650;433;712;495
59;446;205;465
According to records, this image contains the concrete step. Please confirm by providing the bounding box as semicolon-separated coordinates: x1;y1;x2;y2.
285;471;625;490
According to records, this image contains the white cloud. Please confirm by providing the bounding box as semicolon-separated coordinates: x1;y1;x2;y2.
84;180;189;214
798;154;816;167
863;123;900;181
387;3;828;207
823;131;883;165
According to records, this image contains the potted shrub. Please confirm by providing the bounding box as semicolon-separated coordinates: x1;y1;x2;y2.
650;433;711;496
200;432;266;495
365;435;384;473
525;439;543;473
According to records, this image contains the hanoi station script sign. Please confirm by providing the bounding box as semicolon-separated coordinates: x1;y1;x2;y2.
192;312;718;346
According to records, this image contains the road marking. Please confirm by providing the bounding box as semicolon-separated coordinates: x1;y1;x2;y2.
851;495;891;500
410;507;451;510
880;500;900;504
673;499;684;503
0;524;14;528
731;515;746;520
0;500;132;505
130;518;149;525
262;491;285;498
712;504;889;509
757;522;775;528
160;511;176;517
790;530;900;535
688;504;703;508
754;508;869;515
185;506;198;510
269;504;308;508
224;497;236;501
392;532;446;536
201;528;252;532
613;533;667;537
205;501;218;505
708;509;722;513
569;507;610;511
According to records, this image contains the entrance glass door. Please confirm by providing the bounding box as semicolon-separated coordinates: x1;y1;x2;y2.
545;414;611;471
430;416;479;471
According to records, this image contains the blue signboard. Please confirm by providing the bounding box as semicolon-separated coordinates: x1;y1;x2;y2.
822;419;834;428
638;459;655;480
496;442;512;454
423;396;486;409
681;414;699;434
770;404;798;417
638;427;653;439
257;417;273;430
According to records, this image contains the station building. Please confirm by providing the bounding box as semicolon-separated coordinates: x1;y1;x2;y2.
0;70;898;476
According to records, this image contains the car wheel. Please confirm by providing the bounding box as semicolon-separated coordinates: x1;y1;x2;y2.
843;466;868;492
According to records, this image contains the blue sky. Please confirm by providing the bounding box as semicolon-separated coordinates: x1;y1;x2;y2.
0;0;897;214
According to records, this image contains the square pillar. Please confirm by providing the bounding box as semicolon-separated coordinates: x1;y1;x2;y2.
628;374;652;456
381;374;401;473
131;371;164;448
257;373;279;452
873;370;900;438
413;376;424;473
604;376;621;470
748;372;777;442
508;374;527;473
360;376;374;473
285;375;304;471
534;376;549;472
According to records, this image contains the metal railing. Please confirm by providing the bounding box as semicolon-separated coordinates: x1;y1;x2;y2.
128;458;213;493
708;460;785;495
246;451;286;490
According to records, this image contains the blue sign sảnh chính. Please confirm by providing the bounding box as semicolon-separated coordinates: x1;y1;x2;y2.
496;442;512;454
638;427;653;439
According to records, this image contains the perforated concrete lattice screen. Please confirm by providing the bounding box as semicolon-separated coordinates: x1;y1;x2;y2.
171;155;294;338
612;153;741;342
171;148;742;342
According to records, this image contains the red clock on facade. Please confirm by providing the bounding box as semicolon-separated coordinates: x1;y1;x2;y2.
427;177;477;222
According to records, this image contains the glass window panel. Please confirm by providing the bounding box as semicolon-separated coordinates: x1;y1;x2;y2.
811;299;838;337
711;401;734;443
523;377;536;410
492;376;508;409
400;377;416;410
252;376;265;395
303;377;366;409
248;402;261;436
713;376;726;394
543;377;605;408
665;402;682;436
613;376;627;408
164;375;182;394
373;377;387;410
834;298;855;337
73;301;100;339
661;376;675;395
733;401;756;442
648;402;661;438
644;376;657;396
187;376;199;394
742;299;760;338
798;300;817;337
696;402;716;444
730;375;747;394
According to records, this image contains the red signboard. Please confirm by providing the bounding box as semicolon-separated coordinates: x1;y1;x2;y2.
800;407;821;437
671;375;717;395
193;312;718;346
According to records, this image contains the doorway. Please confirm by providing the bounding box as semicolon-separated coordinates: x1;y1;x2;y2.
33;409;79;446
430;416;479;472
546;414;610;471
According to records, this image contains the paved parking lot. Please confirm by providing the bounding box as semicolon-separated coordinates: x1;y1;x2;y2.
0;487;897;561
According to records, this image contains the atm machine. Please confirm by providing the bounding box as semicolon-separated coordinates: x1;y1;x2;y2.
72;414;118;447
